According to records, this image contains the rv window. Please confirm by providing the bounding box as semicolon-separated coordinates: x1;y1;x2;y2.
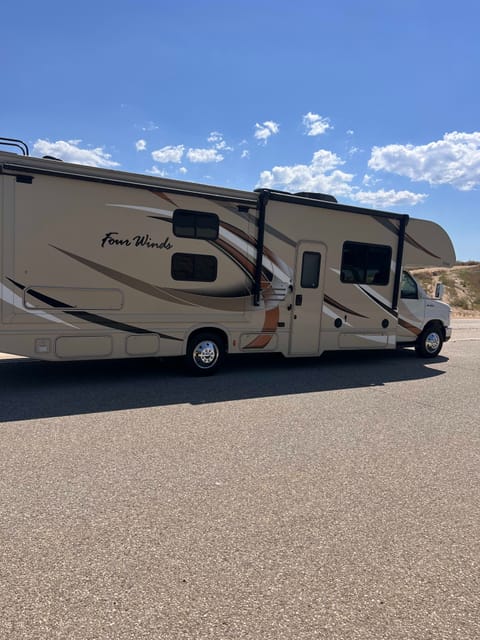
300;252;321;288
171;253;218;282
340;242;391;285
173;210;219;240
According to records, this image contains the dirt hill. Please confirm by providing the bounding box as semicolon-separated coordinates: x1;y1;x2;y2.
411;262;480;317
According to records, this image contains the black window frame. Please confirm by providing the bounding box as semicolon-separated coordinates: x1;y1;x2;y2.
171;252;218;282
173;209;219;240
340;241;392;286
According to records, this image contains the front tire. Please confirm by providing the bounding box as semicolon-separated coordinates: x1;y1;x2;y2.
415;324;444;358
186;332;225;375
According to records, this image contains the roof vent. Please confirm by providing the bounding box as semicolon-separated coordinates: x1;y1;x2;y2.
295;192;337;203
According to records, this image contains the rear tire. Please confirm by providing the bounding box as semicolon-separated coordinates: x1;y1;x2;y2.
186;332;225;375
415;324;443;358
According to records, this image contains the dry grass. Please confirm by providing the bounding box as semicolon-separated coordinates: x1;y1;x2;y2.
411;262;480;317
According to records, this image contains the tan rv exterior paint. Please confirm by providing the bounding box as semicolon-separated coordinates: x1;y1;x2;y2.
0;150;455;371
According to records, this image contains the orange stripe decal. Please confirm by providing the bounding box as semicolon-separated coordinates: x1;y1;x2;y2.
244;307;280;349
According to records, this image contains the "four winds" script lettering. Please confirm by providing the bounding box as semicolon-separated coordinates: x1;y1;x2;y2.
101;232;173;250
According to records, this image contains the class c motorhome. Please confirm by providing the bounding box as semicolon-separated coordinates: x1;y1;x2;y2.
0;138;456;374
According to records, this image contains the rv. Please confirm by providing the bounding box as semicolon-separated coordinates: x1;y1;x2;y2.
0;138;455;374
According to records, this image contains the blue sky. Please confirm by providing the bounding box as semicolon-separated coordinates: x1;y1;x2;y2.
2;0;479;260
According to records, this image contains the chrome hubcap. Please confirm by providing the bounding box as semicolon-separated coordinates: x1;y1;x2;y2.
193;340;219;369
425;332;441;353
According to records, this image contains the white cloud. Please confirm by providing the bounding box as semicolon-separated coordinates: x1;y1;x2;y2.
141;121;159;132
33;139;119;168
352;189;428;208
179;167;188;174
346;129;354;136
362;173;379;187
147;166;168;177
368;131;480;191
257;149;354;196
151;145;185;163
254;121;279;144
303;112;332;136
151;139;227;166
241;149;250;159
206;131;233;151
186;148;224;163
207;131;223;143
257;149;427;207
135;139;147;151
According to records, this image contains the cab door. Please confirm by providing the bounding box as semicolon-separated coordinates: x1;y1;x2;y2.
397;270;426;339
289;242;326;355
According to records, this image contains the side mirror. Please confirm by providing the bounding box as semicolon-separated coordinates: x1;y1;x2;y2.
435;283;444;300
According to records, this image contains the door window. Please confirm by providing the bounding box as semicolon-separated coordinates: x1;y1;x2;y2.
300;251;321;288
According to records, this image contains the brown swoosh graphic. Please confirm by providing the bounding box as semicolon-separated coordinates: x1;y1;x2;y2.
375;217;442;260
243;307;280;349
398;318;421;336
51;246;250;312
359;287;398;318
405;233;442;260
151;191;178;206
324;295;368;318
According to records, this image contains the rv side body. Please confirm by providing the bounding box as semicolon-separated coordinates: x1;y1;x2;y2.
0;152;455;370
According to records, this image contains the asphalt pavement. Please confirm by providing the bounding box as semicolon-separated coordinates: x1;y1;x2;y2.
0;320;479;639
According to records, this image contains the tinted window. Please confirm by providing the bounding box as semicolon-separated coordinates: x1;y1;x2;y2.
341;242;391;285
171;253;217;282
173;210;219;240
300;252;321;288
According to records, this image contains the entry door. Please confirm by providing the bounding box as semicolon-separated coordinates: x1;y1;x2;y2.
289;242;326;355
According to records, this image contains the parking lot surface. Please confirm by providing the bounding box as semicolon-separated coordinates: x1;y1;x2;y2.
0;320;479;639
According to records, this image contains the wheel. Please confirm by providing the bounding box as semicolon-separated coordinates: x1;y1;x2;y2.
186;332;225;375
415;324;444;358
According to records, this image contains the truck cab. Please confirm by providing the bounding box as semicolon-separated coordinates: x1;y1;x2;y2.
398;270;452;357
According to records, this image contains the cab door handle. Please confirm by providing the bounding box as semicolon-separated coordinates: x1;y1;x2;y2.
295;294;303;306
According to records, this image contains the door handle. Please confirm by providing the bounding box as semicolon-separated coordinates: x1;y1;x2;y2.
295;294;303;306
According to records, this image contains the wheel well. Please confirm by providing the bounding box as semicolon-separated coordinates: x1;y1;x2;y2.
421;320;445;340
187;328;229;353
